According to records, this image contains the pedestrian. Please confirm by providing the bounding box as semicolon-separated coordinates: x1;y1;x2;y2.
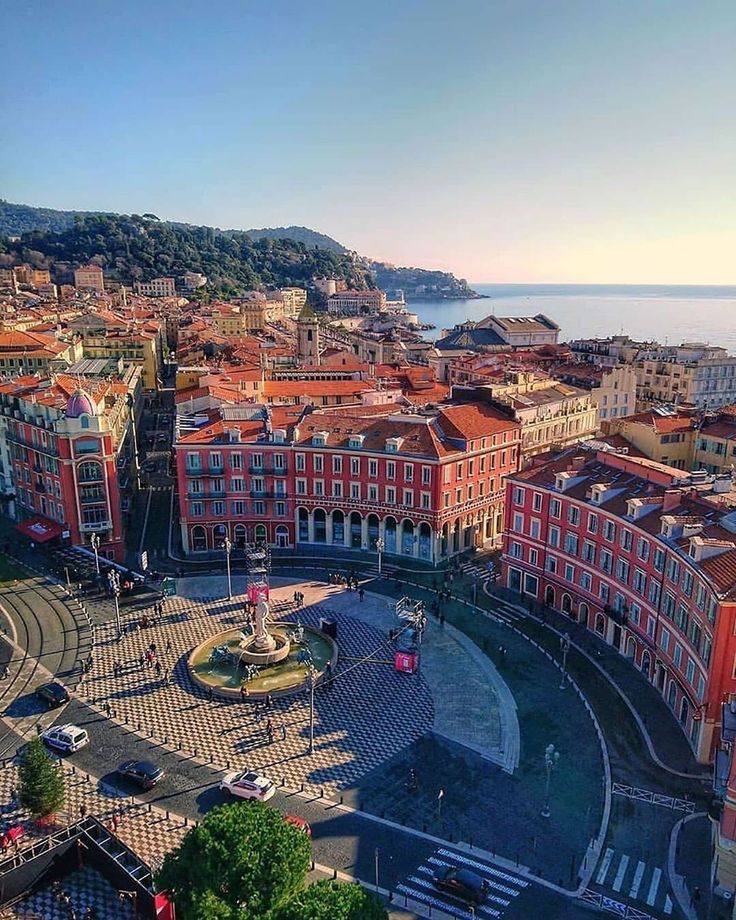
359;588;365;602
208;686;214;703
155;661;162;678
439;612;445;628
1;665;9;680
104;701;112;717
166;638;172;655
79;803;87;820
293;590;299;605
163;667;171;686
266;718;274;742
111;813;120;831
266;693;272;710
281;724;286;741
138;653;145;669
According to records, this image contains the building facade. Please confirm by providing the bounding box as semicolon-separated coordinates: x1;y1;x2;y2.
327;290;387;316
74;265;105;292
175;402;521;559
501;446;736;763
134;277;176;298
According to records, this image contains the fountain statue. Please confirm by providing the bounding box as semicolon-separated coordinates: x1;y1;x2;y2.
252;597;276;652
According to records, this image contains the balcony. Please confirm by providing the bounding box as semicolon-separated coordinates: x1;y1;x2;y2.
209;489;227;498
249;464;288;475
6;429;59;457
185;466;203;477
80;492;106;504
79;520;111;533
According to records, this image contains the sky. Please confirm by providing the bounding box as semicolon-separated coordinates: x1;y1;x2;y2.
1;0;734;284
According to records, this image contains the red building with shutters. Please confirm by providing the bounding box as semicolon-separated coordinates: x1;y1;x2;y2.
501;445;736;763
175;401;521;561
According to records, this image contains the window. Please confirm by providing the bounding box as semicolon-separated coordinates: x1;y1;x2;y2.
186;452;202;472
421;492;430;509
456;488;463;504
532;492;542;512
296;453;305;472
368;484;378;501
660;628;671;653
629;603;641;626
190;501;203;517
599;582;610;604
636;538;650;562
351;457;360;476
456;461;464;479
600;548;613;574
546;556;557;573
513;512;524;532
667;558;680;583
403;489;413;506
653;548;666;572
387;461;396;479
212;500;225;516
510;541;522;559
633;569;646;594
675;603;689;633
702;635;712;666
296;478;307;495
468;459;475;476
695;584;706;611
369;459;379;477
275;502;286;517
663;591;675;618
616;559;629;584
686;659;696;685
682;571;694;597
253;500;265;515
314;480;324;496
603;520;616;541
582;541;596;563
210;452;223;471
529;548;538;566
587;513;598;534
351;483;361;499
568;506;580;526
231;453;243;469
530;518;541;539
648;581;661;606
513;487;525;505
564;532;578;555
550;499;561;518
404;463;414;482
386;486;396;503
314;455;324;473
232;500;245;515
564;563;575;582
332;481;343;497
333;455;343;474
620;529;632;551
422;465;431;485
580;570;592;591
548;525;560;548
614;592;626;612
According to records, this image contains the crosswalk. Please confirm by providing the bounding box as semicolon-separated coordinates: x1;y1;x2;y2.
396;847;529;919
594;847;673;915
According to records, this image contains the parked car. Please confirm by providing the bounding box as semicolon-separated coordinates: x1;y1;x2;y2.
284;815;311;836
116;760;164;790
35;682;70;708
40;724;89;754
220;770;275;802
432;866;490;904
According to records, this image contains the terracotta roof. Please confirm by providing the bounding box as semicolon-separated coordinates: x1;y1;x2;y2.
437;402;520;441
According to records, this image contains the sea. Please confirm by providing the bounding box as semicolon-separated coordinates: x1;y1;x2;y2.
410;284;736;352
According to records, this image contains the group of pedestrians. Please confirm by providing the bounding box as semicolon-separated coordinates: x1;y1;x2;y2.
52;881;99;920
327;572;359;591
292;590;305;607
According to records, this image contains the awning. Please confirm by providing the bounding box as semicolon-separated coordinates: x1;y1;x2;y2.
16;516;64;544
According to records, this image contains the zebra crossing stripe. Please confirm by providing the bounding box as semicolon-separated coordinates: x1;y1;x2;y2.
628;860;646;899
664;894;673;914
417;867;511;905
405;877;501;917
646;867;661;906
596;848;615;885
435;849;529;889
612;854;629;892
395;883;501;919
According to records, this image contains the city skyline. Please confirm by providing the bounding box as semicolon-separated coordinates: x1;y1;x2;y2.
2;0;735;284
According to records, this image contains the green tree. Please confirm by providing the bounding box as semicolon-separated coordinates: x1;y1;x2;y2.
18;738;65;818
155;803;311;920
273;880;388;920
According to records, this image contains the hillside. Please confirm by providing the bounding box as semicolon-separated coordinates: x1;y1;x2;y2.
0;200;479;299
0;214;370;296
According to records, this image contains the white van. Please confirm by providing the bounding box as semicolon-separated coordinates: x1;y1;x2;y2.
41;724;89;753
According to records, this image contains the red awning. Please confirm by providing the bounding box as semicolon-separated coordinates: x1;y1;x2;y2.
16;516;64;544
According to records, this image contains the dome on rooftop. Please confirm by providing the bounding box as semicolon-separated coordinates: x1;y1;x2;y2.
66;389;96;419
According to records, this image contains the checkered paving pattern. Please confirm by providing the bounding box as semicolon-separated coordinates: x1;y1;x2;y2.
83;592;434;796
1;867;137;920
0;761;188;876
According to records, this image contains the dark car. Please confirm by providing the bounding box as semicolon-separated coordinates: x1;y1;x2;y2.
116;760;164;790
432;866;490;904
36;682;70;708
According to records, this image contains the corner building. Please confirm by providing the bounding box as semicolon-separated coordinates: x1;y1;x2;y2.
175;403;521;561
501;446;736;763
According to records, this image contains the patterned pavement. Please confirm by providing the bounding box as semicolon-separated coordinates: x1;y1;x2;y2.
81;590;435;796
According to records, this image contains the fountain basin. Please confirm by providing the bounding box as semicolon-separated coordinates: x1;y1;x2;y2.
187;623;337;700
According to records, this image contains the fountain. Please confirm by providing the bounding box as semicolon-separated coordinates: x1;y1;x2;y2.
188;597;337;700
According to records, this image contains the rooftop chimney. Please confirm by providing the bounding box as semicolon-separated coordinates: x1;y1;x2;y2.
662;489;681;512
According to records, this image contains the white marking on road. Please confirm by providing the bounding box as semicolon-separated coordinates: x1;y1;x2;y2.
612;855;629;892
664;894;673;914
596;847;614;885
646;867;661;906
629;860;646;899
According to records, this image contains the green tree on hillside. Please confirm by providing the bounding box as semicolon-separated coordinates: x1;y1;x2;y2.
18;738;65;819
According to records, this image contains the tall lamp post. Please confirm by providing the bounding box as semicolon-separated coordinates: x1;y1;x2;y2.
90;532;100;575
223;537;233;599
541;743;560;818
107;569;122;639
375;537;385;576
559;634;571;690
298;648;318;754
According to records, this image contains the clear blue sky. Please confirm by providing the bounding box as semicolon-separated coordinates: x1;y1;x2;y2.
1;0;734;283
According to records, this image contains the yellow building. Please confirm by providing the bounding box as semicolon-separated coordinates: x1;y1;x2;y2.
604;407;697;470
81;331;160;390
74;265;105;292
693;407;736;473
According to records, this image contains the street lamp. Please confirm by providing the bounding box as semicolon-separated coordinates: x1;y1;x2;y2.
298;647;318;754
223;537;233;599
559;634;571;690
107;569;122;639
375;537;385;576
541;743;560;818
90;532;100;575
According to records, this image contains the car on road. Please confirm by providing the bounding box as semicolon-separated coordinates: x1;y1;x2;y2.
116;760;164;790
432;865;490;904
284;815;311;836
220;770;275;802
35;682;70;708
40;724;89;754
